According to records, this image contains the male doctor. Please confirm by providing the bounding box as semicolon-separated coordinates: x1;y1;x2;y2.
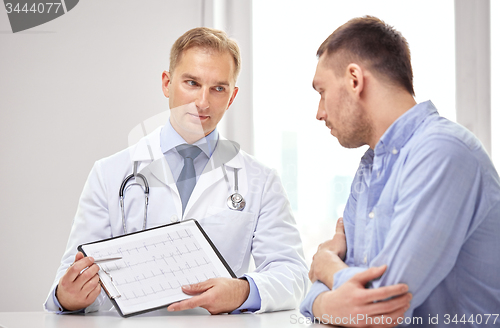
45;27;308;315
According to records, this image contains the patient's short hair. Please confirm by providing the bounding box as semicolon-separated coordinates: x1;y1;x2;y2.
318;16;414;95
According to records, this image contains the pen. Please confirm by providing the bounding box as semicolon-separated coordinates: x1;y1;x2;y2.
93;256;123;263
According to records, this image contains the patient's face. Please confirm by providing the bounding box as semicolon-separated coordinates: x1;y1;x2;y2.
313;55;370;149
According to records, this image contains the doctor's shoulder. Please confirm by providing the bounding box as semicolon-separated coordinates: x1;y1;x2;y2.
91;124;161;170
238;149;287;193
96;125;162;171
238;148;274;174
82;139;144;196
92;146;135;172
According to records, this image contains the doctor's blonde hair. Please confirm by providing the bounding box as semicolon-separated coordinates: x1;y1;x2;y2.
169;27;241;83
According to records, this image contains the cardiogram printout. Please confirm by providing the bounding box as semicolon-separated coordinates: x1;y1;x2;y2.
78;219;235;317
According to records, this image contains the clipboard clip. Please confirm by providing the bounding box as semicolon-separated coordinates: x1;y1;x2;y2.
99;266;122;299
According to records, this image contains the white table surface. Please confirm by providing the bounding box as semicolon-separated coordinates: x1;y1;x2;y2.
0;308;321;328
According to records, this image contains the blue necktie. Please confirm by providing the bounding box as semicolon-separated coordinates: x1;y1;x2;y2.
176;144;202;214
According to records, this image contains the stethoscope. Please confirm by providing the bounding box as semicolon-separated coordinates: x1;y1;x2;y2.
119;161;245;234
119;162;149;234
221;165;246;211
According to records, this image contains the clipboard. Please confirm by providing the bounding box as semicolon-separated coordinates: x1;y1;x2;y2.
78;219;235;317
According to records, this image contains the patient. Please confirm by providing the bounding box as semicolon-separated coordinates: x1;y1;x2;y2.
301;16;500;327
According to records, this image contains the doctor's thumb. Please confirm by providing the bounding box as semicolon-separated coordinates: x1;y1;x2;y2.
74;252;84;262
182;281;211;294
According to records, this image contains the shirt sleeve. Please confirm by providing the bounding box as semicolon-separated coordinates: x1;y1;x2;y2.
299;281;330;320
44;287;85;314
332;136;482;319
231;275;261;314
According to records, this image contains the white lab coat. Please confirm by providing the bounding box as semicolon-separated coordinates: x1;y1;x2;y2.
44;126;308;313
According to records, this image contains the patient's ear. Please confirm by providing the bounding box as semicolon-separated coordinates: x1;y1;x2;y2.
346;63;364;98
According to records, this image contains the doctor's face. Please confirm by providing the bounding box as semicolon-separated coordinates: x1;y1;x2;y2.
162;47;239;143
313;54;370;149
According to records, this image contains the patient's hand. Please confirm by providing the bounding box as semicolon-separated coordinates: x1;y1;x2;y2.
308;218;347;288
312;265;411;328
320;217;347;259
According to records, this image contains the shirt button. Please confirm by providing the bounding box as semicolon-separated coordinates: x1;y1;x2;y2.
170;215;179;223
363;255;367;264
392;148;399;155
368;211;375;219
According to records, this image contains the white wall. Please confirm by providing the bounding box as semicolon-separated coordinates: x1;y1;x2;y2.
455;0;491;155
0;0;205;311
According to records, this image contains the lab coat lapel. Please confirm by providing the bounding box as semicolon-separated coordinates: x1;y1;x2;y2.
142;157;176;188
183;139;242;217
129;126;177;191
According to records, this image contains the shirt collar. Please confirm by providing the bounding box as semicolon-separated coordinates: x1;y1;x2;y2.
374;100;438;156
160;119;218;158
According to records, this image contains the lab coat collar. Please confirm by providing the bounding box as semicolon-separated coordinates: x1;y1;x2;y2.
128;126;164;164
160;119;219;159
131;127;243;188
203;136;243;173
127;117;243;169
128;127;177;188
128;126;245;218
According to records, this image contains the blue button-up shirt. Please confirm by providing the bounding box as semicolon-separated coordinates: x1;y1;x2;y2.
301;101;500;326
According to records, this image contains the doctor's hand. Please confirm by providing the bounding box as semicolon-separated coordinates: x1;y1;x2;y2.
56;252;101;311
167;277;250;314
312;265;411;328
309;218;348;288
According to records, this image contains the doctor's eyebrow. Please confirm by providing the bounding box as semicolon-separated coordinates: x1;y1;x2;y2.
181;73;200;82
215;81;230;87
181;73;230;87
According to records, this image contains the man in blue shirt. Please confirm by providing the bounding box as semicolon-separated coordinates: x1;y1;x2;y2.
301;16;500;327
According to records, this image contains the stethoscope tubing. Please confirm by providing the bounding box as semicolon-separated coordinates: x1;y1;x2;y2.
119;162;245;234
119;172;149;234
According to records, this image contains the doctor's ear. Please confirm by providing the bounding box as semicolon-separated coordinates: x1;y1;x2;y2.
226;86;239;110
162;71;172;98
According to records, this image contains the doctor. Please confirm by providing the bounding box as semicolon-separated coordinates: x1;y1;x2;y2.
44;27;308;315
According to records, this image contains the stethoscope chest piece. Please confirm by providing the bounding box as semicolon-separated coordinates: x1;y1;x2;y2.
223;166;246;211
227;192;246;211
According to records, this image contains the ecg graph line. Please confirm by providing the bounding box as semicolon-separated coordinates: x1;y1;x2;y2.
100;244;206;273
87;227;222;305
103;258;213;286
91;228;197;259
